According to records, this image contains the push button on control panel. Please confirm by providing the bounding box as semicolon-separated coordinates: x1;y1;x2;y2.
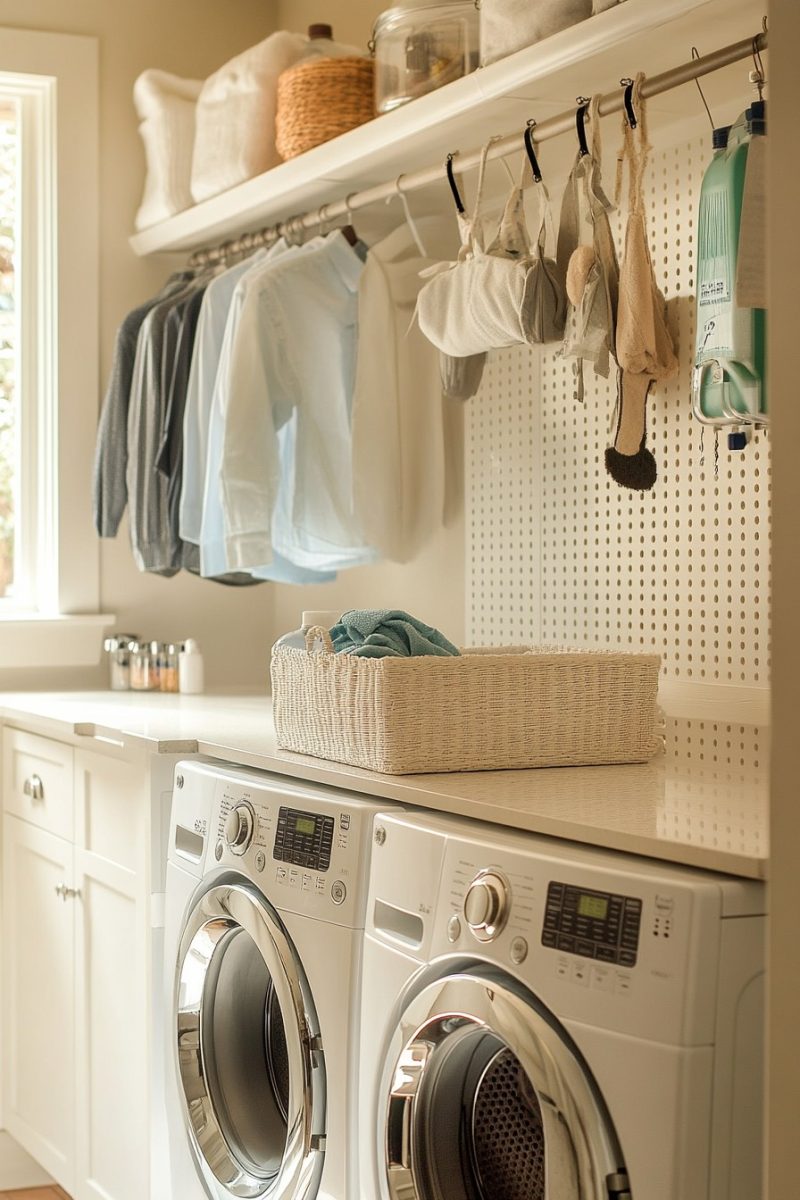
330;880;347;905
509;936;528;965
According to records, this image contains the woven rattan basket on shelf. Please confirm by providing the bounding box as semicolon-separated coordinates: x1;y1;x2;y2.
271;630;662;775
275;55;375;160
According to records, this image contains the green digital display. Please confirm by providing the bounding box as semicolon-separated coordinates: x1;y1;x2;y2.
578;894;608;920
295;816;316;836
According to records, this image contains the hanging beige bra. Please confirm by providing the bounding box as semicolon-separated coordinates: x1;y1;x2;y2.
614;73;678;382
557;95;620;401
605;73;679;492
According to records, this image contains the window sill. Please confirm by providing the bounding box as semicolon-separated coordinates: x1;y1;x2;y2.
0;614;116;669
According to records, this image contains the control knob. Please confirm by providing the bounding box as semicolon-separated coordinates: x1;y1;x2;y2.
224;804;254;854
463;869;510;942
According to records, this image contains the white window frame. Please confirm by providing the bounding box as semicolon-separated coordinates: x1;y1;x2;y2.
0;28;112;668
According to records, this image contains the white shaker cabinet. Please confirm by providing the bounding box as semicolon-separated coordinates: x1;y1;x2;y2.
2;725;186;1200
2;813;77;1192
73;748;149;1200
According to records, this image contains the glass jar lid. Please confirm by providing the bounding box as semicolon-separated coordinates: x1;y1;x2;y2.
104;633;139;652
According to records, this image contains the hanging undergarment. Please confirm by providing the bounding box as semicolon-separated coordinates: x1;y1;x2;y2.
606;73;678;491
557;94;620;401
416;141;532;357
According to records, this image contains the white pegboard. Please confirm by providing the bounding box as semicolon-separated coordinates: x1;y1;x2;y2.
467;130;771;695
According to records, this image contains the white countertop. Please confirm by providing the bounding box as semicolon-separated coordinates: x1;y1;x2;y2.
0;690;768;880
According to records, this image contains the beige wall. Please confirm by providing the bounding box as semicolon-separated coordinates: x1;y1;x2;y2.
0;0;279;689
767;1;800;1193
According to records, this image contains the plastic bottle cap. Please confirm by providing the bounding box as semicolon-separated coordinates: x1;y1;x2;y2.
308;23;333;39
712;125;732;150
746;101;766;135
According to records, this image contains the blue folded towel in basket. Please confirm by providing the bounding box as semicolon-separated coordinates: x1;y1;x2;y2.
329;609;460;659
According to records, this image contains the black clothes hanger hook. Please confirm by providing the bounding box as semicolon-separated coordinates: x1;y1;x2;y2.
575;97;591;157
445;152;466;215
620;78;638;129
524;120;543;183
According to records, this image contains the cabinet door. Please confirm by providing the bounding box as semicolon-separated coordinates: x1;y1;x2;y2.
74;750;148;1200
2;814;76;1192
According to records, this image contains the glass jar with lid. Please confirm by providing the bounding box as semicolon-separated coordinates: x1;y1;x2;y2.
160;644;180;694
103;633;139;691
148;641;165;691
129;641;155;692
371;2;479;114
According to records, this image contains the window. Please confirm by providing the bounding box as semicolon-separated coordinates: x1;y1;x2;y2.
0;96;17;598
0;28;111;667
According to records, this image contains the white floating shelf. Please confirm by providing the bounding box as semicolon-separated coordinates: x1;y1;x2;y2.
130;0;763;256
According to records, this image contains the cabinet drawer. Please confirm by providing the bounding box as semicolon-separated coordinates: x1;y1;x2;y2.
75;748;143;873
3;728;75;841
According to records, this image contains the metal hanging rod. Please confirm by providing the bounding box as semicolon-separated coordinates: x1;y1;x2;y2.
190;27;768;267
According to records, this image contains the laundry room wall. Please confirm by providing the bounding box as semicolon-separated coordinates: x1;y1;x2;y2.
0;0;281;689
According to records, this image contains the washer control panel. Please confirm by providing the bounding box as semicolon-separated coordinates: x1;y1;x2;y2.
541;881;642;967
273;806;335;872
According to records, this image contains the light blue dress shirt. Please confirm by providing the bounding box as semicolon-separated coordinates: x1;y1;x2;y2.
220;231;377;574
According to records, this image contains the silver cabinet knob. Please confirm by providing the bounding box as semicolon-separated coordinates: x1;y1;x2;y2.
54;882;80;901
23;774;44;802
463;869;510;942
224;804;254;853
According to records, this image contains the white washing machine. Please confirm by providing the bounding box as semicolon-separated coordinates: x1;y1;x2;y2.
358;810;765;1200
164;759;398;1200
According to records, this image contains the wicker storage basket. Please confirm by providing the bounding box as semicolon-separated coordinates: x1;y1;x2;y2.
271;630;662;775
275;56;375;160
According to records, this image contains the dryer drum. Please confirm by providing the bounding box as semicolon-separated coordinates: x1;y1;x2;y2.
265;980;291;1123
385;970;625;1200
413;1027;546;1200
470;1048;545;1200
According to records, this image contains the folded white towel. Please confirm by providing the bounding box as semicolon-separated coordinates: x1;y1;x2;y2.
480;0;593;65
190;31;308;203
133;69;202;231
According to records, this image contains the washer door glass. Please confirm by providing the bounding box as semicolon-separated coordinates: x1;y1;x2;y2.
176;879;325;1200
385;967;627;1200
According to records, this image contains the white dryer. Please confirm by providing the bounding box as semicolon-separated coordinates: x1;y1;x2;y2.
358;810;765;1200
164;759;396;1200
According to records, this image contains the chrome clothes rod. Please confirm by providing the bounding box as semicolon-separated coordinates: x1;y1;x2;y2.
191;28;768;265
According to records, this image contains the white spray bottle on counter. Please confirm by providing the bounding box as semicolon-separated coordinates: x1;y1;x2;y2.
178;639;205;694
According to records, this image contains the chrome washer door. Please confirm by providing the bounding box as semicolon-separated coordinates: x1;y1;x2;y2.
176;879;326;1200
385;966;627;1200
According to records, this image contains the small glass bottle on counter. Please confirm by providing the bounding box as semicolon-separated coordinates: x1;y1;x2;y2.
160;643;180;693
103;633;139;691
130;641;154;691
